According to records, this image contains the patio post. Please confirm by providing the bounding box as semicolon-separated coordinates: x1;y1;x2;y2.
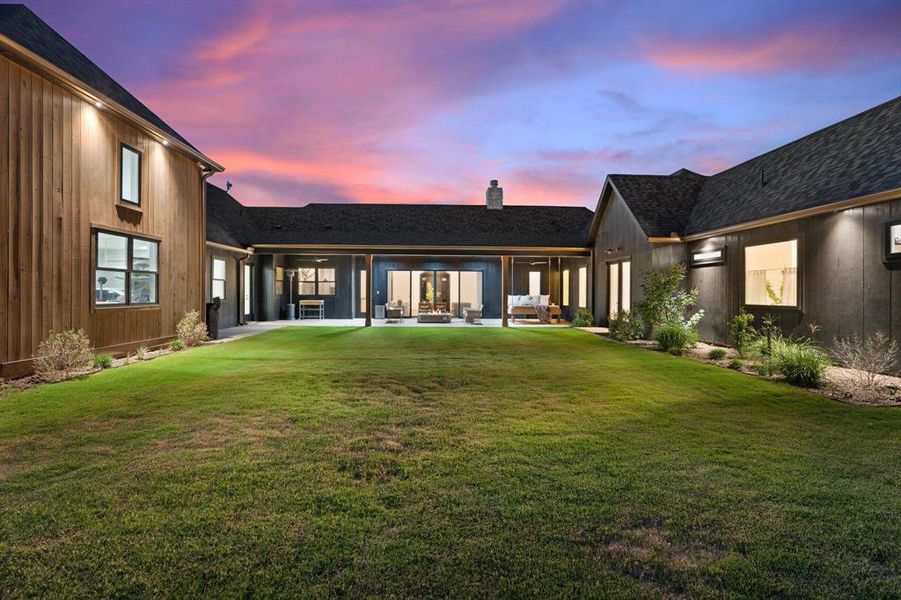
501;255;509;327
365;253;373;327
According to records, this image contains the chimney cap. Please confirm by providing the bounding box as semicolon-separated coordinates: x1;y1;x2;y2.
489;179;498;187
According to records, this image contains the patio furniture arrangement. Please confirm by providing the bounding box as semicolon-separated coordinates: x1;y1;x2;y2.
463;304;483;324
506;295;562;323
298;299;325;319
417;312;452;324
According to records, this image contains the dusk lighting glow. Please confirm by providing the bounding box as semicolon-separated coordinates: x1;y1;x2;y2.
26;0;901;208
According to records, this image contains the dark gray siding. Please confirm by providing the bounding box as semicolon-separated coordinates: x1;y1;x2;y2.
205;246;256;330
687;199;901;362
592;193;685;325
284;255;355;319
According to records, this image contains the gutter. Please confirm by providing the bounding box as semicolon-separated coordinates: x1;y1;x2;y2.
682;186;901;242
206;240;255;255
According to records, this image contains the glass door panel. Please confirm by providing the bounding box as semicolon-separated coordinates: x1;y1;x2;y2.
459;271;482;316
388;270;411;317
412;271;427;315
243;264;252;319
608;263;619;318
621;261;631;313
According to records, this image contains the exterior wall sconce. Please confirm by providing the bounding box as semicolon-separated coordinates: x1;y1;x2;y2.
883;219;901;266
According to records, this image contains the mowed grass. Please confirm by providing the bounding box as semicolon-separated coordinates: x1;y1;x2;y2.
1;328;899;598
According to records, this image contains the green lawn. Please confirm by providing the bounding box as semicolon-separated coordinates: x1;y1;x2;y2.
1;328;899;598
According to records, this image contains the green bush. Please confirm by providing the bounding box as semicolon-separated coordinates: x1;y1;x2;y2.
93;354;114;369
570;308;594;328
638;263;704;330
136;346;149;360
609;310;644;341
730;308;756;355
771;338;829;387
728;358;743;370
169;338;186;352
655;321;698;355
34;329;94;382
707;348;727;360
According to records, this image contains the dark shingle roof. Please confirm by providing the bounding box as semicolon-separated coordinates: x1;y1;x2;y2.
685;95;901;235
206;184;259;248
604;95;901;238
206;183;594;248
607;171;706;237
0;4;198;153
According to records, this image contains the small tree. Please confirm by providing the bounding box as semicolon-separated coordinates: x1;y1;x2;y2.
638;263;703;330
34;329;94;382
176;310;208;348
832;331;898;389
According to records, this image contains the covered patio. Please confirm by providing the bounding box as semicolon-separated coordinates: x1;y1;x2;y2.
250;249;592;329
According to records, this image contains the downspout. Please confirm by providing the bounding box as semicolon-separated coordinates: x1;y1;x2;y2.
237;254;248;326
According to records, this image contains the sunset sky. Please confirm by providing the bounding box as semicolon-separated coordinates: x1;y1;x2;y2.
26;0;901;208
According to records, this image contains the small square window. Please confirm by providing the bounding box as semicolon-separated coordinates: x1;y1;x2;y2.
884;220;901;264
120;145;141;205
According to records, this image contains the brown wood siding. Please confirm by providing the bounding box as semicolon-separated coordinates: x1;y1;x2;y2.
1;56;205;376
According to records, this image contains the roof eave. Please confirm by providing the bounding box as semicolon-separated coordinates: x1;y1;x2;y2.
683;186;901;241
0;33;224;172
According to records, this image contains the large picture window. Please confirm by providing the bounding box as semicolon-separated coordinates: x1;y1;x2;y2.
95;231;158;306
120;144;141;205
212;258;226;299
745;240;798;306
297;267;336;296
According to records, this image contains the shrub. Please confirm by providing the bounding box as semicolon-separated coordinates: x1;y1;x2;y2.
771;338;829;387
34;329;94;382
639;263;704;330
176;310;208;347
708;348;727;360
832;331;898;388
169;338;186;352
93;354;114;369
728;358;743;370
609;310;644;341
136;346;149;360
730;308;756;355
570;308;594;328
655;321;698;355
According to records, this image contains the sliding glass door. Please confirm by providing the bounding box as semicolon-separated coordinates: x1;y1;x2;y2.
387;270;482;317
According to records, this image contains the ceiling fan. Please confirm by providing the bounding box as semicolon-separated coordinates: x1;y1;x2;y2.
529;260;549;265
298;257;329;263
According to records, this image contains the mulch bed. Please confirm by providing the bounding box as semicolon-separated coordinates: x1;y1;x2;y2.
615;338;901;407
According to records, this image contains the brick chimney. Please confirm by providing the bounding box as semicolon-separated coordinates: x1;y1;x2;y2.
486;179;503;210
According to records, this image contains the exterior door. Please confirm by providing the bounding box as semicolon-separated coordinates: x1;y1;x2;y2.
607;259;630;320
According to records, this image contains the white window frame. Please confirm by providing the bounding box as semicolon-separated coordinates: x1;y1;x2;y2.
211;258;227;300
744;239;798;307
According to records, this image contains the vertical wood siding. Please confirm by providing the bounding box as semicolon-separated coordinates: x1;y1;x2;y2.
1;56;205;375
687;201;901;357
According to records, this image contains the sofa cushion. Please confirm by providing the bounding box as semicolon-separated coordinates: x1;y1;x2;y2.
539;295;549;306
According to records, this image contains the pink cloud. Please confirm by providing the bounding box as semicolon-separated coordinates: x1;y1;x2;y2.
137;1;566;206
644;7;901;75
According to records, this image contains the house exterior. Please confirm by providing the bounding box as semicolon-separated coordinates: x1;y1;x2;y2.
205;181;594;327
3;5;900;376
0;5;222;377
589;95;901;353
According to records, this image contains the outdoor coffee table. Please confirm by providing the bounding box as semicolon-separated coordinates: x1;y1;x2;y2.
417;312;452;324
